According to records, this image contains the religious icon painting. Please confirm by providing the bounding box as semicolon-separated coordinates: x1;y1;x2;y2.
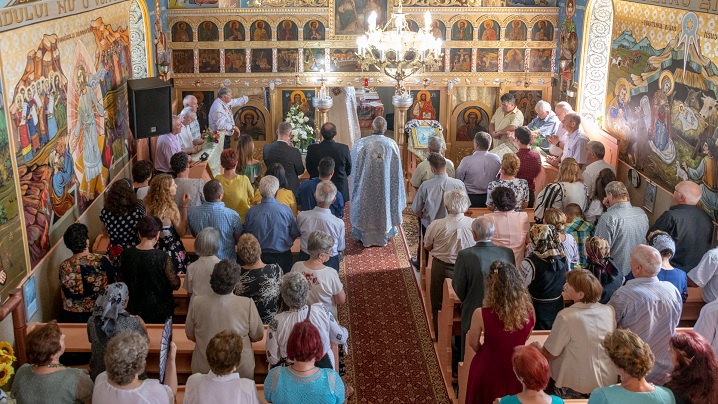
330;49;360;72
277;49;299;72
407;20;419;32
224;21;245;41
304;20;326;41
428;19;446;40
198;49;220;73
251;49;273;72
278;20;298;41
172;22;193;42
282;90;315;127
529;49;553;72
225;49;246;73
476;48;499;72
172;49;194;73
503;49;525;72
506;20;527;41
532;20;554;41
450;48;472;72
304;48;326;72
509;90;542;125
452;20;473;41
251;20;270;41
334;0;387;35
455;106;491;142
408;90;440;122
198;21;219;42
182;91;214;131
234;106;267;141
479;20;500;40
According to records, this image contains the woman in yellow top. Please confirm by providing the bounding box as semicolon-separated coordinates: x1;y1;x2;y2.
252;163;298;216
217;149;254;223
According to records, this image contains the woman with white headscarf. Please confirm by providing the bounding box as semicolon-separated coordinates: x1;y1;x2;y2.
87;283;148;380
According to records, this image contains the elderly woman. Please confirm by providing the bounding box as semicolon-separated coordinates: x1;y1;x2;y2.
588;329;676;403
665;332;718;403
218;149;254;223
186;259;264;378
585;236;623;303
60;223;115;323
93;331;177;402
252;163;298;216
496;346;562;404
265;322;345;403
466;262;535;404
584;168;616;225
520;224;569;330
184;330;261;404
486;153;529;211
531;270;618;398
267;272;348;371
236;233;283;324
87;283;147;381
99;179;146;264
534;158;588;222
484;186;530;265
12;321;94;403
121;215;181;324
184;227;221;299
291;230;346;320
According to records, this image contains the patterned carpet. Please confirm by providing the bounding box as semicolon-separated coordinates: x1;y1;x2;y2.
338;205;450;403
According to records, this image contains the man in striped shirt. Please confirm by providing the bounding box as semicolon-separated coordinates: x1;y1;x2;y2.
608;245;682;386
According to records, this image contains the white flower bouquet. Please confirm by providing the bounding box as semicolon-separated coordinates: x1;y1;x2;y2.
285;105;314;151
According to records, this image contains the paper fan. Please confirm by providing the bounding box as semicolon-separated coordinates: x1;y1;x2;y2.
159;317;173;383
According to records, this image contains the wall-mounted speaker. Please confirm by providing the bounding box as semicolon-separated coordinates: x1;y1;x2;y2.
127;77;172;139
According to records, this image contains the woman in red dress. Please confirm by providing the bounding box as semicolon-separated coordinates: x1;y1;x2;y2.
465;261;535;404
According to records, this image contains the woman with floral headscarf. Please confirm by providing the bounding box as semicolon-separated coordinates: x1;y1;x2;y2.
585;236;623;304
519;224;569;330
87;282;148;380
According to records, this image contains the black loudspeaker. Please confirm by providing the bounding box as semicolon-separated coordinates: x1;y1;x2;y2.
127;77;172;139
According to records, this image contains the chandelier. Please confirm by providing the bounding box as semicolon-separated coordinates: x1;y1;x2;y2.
356;5;443;96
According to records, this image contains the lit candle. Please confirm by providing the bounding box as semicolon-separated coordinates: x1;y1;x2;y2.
424;12;431;31
368;12;377;31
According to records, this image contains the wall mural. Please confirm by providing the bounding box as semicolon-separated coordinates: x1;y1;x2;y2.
606;4;718;219
0;2;132;267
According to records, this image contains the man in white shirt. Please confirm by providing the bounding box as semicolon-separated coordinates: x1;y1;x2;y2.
582;141;615;197
548;101;573;158
183;94;202;141
548;112;588;168
208;87;248;148
178;107;205;150
297;181;346;271
693;299;718;355
688;247;718;303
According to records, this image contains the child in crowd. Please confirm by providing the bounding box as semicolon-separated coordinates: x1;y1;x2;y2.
564;203;595;268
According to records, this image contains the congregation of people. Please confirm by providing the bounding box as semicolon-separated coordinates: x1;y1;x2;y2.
12;91;718;404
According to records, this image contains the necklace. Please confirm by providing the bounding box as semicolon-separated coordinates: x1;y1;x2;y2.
35;363;64;368
290;365;317;373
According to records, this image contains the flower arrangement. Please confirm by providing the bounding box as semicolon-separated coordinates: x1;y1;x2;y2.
285;105;314;151
0;342;16;387
203;129;220;144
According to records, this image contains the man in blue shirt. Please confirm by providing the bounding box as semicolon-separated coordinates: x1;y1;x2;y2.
527;100;561;145
297;157;345;218
187;180;243;261
245;175;301;273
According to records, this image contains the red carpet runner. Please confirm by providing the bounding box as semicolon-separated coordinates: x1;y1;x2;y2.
338;207;451;403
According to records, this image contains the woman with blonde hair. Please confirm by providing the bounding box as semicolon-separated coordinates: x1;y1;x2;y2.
236;134;262;188
534;158;588;222
465;261;535;404
486;153;529;211
584;236;622;303
588;329;675;403
144;174;190;274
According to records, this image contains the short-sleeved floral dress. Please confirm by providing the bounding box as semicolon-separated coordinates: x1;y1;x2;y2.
59;253;115;316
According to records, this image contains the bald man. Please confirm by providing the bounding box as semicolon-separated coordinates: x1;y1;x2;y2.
648;181;713;270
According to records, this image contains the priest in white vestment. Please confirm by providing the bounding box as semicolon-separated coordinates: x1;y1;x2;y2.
327;86;361;149
350;116;406;247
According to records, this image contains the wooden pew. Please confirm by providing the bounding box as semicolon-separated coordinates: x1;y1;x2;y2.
26;322;269;384
682;287;705;326
176;385;269;404
457;327;692;404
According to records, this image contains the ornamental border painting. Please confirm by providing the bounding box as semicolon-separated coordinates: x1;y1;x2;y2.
333;0;388;37
605;4;718;219
408;90;440;122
